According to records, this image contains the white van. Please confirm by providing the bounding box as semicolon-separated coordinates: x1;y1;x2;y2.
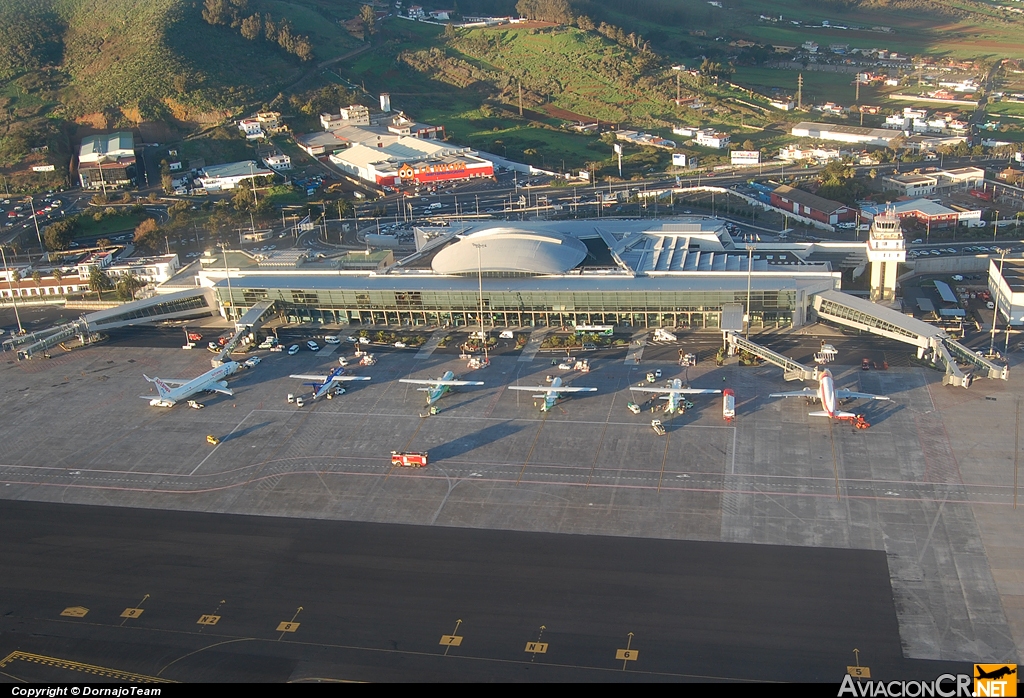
324;335;341;344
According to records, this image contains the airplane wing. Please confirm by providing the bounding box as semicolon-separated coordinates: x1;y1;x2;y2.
629;387;722;394
836;390;890;401
506;385;597;393
768;388;818;398
399;379;484;386
208;386;233;396
290;374;371;382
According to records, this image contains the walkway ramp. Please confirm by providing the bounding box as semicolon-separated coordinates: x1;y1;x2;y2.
944;338;1008;381
933;341;970;388
725;332;816;381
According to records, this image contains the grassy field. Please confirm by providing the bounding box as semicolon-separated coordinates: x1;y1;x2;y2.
988;101;1024;117
73;211;149;238
730;66;885;106
179;126;256;168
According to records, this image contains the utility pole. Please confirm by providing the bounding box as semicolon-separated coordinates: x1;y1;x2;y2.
676;71;680;102
518;81;523;117
473;242;488;366
797;73;803;110
1;245;24;335
27;195;45;257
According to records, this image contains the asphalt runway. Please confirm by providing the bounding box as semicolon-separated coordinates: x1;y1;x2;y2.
0;500;965;683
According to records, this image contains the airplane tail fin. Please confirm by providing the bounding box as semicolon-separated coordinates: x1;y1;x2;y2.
144;375;172;399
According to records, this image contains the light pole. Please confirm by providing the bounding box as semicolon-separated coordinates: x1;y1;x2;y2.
745;244;754;339
27;196;44;256
1;245;24;334
473;242;488;365
221;243;234;323
989;248;1007;358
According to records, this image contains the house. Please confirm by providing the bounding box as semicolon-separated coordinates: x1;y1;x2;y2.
770;185;855;225
237;119;264;140
428;10;451;20
407;5;425;18
777;146;842;163
263;153;292;171
695;130;730;149
294;131;346;157
770;99;794;111
801;41;819;53
883;173;938;197
320;104;370;129
106;254;181;285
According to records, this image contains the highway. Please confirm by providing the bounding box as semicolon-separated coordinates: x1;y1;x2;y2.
0;499;968;682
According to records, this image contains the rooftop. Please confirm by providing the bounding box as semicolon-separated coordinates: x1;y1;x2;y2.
199;161;275;180
772;185;849;214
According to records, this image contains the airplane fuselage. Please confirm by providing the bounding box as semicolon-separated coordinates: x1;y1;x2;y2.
819;370;838;418
147;361;239;407
312;366;346;400
426;370;456;405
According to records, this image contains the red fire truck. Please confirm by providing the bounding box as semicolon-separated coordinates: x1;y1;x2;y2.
391;451;428;467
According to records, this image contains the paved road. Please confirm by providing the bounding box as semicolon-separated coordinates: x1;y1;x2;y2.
0;500;966;682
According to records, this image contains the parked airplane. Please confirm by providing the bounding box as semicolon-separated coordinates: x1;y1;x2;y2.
290;365;371;400
507;375;597;411
629;378;721;414
768;368;890;419
141;361;241;407
399;370;484;405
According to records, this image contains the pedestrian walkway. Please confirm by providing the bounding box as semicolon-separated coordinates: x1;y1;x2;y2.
415;330;447;360
518;328;551;362
624;332;648;365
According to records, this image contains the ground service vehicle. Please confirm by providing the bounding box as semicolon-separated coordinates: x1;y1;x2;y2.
723;389;735;423
206;435;220;445
651;420;666;436
392;451;428;467
187;400;204;410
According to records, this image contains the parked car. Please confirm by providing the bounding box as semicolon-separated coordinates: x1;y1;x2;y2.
243;356;262;368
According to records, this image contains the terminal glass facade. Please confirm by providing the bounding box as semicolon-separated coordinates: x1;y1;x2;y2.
220;286;797;329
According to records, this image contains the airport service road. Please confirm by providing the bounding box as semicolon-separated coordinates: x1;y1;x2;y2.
0;499;967;683
0;341;1021;664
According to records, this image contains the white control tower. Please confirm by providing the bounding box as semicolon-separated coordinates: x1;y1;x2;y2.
866;211;906;302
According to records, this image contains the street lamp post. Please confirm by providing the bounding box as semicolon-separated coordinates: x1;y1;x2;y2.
989;248;1007;358
473;242;488;365
745;244;754;339
27;196;44;257
1;245;24;334
221;244;234;323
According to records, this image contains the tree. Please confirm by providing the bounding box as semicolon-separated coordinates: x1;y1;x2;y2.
359;5;377;35
133;218;161;254
115;274;145;302
88;266;113;300
97;238;112;249
52;269;62;288
31;271;41;288
44;219;77;251
742;139;755;152
240;14;262;40
576;15;595;31
202;0;229;25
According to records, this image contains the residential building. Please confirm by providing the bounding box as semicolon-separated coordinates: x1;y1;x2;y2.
777;146;842;163
883;173;938;197
695;130;730;149
294;131;346;157
262;153;292;171
237;119;265;140
106;255;181;285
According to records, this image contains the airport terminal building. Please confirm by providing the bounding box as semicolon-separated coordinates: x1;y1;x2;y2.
179;218;849;330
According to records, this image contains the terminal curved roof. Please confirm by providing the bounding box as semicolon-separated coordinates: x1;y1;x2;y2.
431;227;588;275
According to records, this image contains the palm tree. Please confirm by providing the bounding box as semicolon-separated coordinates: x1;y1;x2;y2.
52;268;63;293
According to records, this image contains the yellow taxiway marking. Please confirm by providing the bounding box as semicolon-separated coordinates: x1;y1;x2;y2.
277;606;303;639
60;606;88;618
440;619;463;655
525;625;548;661
0;651;174;683
120;593;150;625
616;632;638;668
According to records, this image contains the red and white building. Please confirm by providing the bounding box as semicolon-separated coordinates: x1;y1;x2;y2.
770;185;856;225
329;138;493;186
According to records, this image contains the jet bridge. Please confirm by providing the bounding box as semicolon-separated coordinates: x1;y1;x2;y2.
724;331;817;381
213;300;277;366
810;289;1007;388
